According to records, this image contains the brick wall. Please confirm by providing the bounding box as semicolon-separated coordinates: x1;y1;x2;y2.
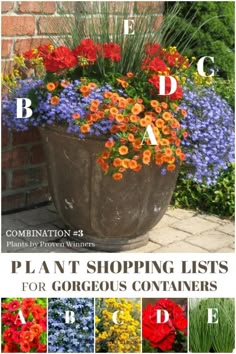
1;1;164;213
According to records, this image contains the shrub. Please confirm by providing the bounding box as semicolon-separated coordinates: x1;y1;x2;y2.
164;2;235;80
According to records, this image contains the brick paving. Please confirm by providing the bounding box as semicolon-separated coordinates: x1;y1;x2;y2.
1;204;234;253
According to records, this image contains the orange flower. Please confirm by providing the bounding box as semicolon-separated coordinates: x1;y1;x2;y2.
142;155;151;165
167;164;176;171
143;149;152;158
90;105;98;112
181;109;187;117
30;324;43;337
155;119;164;128
144;115;153;125
160;139;170;146
104;91;113;98
50;96;60;105
128;133;134;142
131;103;143;115
80;85;90;95
175;138;181;147
112;172;123;180
97;157;104;164
118;145;128;155
162;112;171;121
133;163;142;172
150;100;159;108
118;124;128;132
161;102;168;109
110;107;119;116
164;148;173;156
137;98;143;104
179;153;186;161
113;158;122;167
128;159;138;170
97;111;105;119
167;155;175;163
61;80;70;88
88;82;98;89
130;115;139;123
175;148;182;156
155;106;162;114
72;113;80;119
126;72;134;78
140;118;148;127
133;139;141;150
116;114;124;123
101;162;109;172
183;131;188;138
122;158;130;168
46;82;56;91
162;126;171;135
105;140;115;149
101;150;110;159
117;78;129;88
80;124;90;133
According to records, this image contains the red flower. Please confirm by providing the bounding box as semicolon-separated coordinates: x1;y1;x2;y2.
8;300;21;312
143;57;169;73
3;328;15;342
145;43;162;56
37;344;47;353
21;322;33;332
12;331;21;344
20;341;31;353
23;49;40;60
3;342;19;353
148;75;183;100
31;304;46;321
39;318;47;331
22;298;35;308
102;42;121;62
73;38;97;62
44;46;77;72
2;312;15;325
142;299;187;351
21;330;34;343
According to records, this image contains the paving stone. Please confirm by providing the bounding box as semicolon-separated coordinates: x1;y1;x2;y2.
172;216;218;235
15;207;59;226
216;247;234;253
216;223;235;236
186;231;234;251
124;241;161;253
152;214;179;230
157;241;208;253
2;215;28;232
197;214;228;225
149;227;190;245
47;203;57;213
166;208;196;220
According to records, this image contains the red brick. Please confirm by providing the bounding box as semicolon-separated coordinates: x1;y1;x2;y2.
2;193;26;212
11;169;26;189
2;147;29;168
2;16;35;36
12;128;41;146
1;1;14;13
30;144;45;164
2;126;9;147
135;2;165;13
38;16;74;34
2;172;7;190
26;186;50;206
1;60;14;75
153;15;163;30
18;2;56;14
1;39;13;58
15;38;50;55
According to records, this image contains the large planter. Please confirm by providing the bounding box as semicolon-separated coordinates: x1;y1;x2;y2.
39;125;179;251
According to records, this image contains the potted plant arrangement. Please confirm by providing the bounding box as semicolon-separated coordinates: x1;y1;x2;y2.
2;3;234;251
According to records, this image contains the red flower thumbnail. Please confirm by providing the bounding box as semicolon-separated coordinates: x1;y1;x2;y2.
102;42;121;62
44;46;77;72
73;38;97;62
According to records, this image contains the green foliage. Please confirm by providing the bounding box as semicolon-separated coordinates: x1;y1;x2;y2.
164;2;235;80
189;298;235;353
213;76;235;109
172;164;235;217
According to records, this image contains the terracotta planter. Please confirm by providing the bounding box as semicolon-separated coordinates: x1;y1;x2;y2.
39;125;179;251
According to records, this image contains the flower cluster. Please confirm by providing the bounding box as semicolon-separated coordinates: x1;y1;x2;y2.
142;299;187;353
95;298;141;352
48;298;94;353
180;84;235;184
1;298;47;353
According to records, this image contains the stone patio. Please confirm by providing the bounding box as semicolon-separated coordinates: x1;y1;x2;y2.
1;204;234;253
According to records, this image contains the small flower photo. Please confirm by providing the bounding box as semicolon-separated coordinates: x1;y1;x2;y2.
142;298;187;353
95;298;141;353
1;298;47;353
48;298;94;353
189;298;235;353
